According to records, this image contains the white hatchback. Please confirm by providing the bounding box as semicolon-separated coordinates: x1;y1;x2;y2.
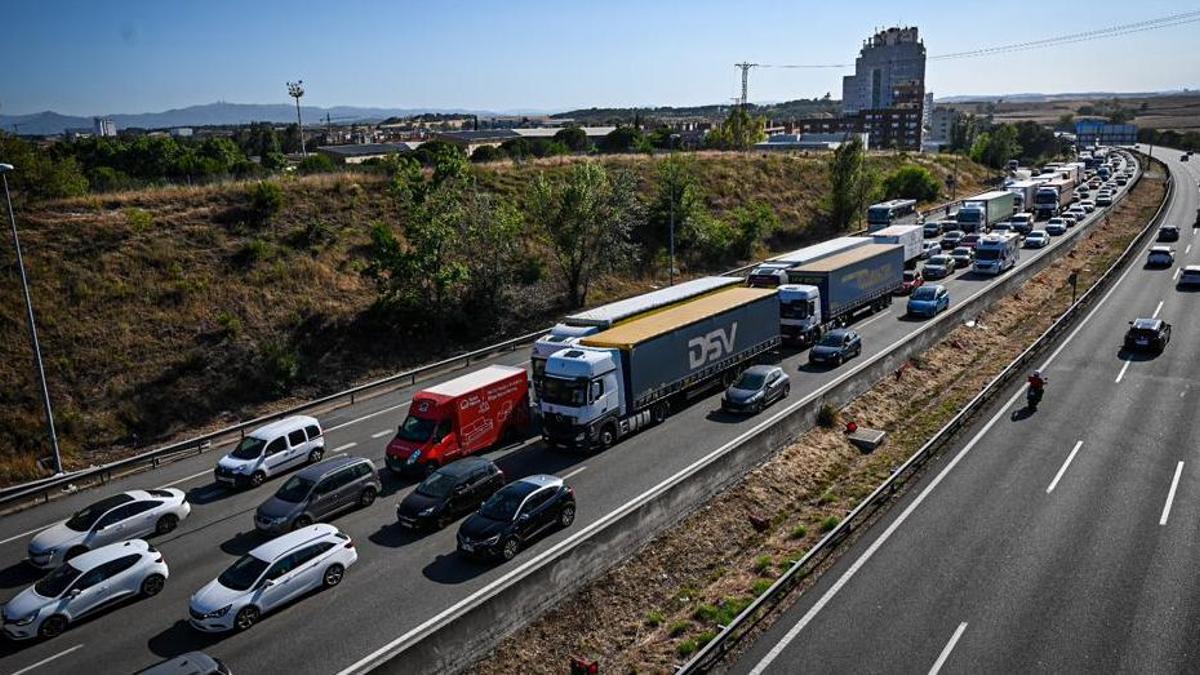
214;415;325;489
27;489;191;569
188;524;356;632
3;540;168;640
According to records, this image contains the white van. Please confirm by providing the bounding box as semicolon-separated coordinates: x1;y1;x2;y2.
214;416;325;488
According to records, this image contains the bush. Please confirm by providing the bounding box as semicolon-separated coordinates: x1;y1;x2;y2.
753;555;773;575
247;180;285;225
297;153;335;175
816;404;838;428
668;620;691;637
470;145;506;163
883;164;941;202
239;238;274;265
645;611;665;627
789;524;808;539
820;515;840;533
751;578;773;595
257;340;300;395
124;207;153;231
677;639;699;657
600;126;644;153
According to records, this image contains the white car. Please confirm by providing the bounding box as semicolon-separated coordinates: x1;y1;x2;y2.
1046;221;1067;236
214;415;325;489
188;524;355;633
27;489;190;569
1178;265;1200;288
2;540;168;640
920;241;941;259
1078;200;1096;213
1025;230;1050;248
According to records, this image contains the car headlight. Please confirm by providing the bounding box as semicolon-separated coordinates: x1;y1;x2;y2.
406;450;421;464
482;534;501;546
418;506;437;517
203;604;232;619
9;610;38;626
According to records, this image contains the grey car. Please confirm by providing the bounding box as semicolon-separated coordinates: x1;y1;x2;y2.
722;365;790;414
254;456;380;533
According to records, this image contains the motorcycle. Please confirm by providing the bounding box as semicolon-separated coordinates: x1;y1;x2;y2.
1026;386;1043;410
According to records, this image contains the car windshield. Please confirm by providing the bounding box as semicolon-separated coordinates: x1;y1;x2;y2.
218;554;270;592
479;483;537;521
733;371;767;390
911;287;937;300
903;271;918;281
397;415;436;443
817;333;845;347
64;493;133;532
416;470;459;499
230;437;267;460
274;475;314;503
929;256;950;266
34;563;82;598
541;376;587;406
976;248;1001;261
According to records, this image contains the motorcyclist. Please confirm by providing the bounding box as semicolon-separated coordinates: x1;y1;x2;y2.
1028;370;1047;393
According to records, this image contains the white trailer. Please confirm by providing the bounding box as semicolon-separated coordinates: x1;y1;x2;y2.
869;225;923;266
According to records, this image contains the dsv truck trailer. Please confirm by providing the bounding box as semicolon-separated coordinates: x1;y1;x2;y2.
776;244;905;345
529;276;742;390
539;288;780;450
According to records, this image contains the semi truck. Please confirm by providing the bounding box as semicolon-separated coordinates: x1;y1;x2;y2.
385;365;531;475
745;237;871;288
869;225;923;267
1032;177;1075;219
1006;179;1045;212
540;288;781;450
956;191;1017;233
972;233;1021;276
776;243;905;345
866;199;918;231
529;276;742;389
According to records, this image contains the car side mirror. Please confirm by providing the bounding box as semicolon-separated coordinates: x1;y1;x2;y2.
262;578;276;589
453;484;467;494
67;588;81;598
516;513;530;523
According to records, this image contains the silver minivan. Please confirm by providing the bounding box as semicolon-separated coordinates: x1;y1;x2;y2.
254;456;381;533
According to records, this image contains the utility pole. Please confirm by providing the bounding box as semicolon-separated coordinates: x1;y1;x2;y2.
668;133;681;286
734;63;759;107
1;164;63;475
287;80;307;158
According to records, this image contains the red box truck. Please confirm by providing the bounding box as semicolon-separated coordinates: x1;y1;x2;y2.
385;365;530;476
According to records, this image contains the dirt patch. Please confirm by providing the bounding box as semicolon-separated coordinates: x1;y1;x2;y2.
464;161;1168;674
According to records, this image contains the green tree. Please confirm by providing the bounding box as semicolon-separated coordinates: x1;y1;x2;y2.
824;135;876;231
645;154;714;263
599;126;643;153
706;107;767;150
727;201;779;260
553;127;590;152
297;153;335;174
1055;113;1076;132
247;180;285;225
457;190;526;327
470;145;506;163
527;161;640;307
499;138;531;160
882;164;940;202
969;123;1022;169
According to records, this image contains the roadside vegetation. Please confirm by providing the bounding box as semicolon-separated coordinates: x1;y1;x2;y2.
0;135;991;484
464;160;1167;673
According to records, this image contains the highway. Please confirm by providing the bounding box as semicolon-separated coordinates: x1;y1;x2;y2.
734;148;1195;674
0;161;1141;674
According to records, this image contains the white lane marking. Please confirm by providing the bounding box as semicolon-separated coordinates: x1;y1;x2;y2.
332;442;358;453
1153;300;1164;318
1160;461;1184;526
156;468;212;489
560;466;587;480
1174;268;1181;280
0;523;56;546
1115;360;1132;384
11;644;84;675
370;430;392;439
1186;244;1192;255
325;400;411;433
929;622;969;675
1047;441;1084;494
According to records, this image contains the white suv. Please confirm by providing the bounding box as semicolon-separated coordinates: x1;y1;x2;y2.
215;415;325;488
3;540;168;640
27;488;191;569
188;524;356;632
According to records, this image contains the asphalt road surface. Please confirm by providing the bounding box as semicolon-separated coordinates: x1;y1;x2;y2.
0;157;1142;674
734;150;1195;674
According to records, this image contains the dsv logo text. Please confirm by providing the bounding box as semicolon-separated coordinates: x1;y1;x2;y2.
688;324;737;369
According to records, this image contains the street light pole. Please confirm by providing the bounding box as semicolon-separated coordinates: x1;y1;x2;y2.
1;164;63;475
287;81;307;158
668;133;680;286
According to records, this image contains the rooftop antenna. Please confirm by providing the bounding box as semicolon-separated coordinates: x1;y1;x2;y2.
287;80;307;157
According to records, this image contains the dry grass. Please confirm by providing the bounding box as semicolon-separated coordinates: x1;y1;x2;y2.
465;161;1167;674
947;93;1200;131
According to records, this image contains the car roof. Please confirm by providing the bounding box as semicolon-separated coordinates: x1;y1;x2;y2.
72;539;152;568
1150;246;1173;253
514;474;564;490
743;364;780;376
1132;318;1162;330
1161;224;1179;229
134;652;222;675
251;523;340;561
1183;265;1200;273
436;456;495;478
294;455;370;480
825;328;855;338
248;415;320;440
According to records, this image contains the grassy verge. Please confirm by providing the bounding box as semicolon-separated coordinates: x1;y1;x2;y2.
464;160;1168;674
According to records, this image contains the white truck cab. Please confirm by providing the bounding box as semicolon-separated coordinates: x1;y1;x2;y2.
778;284;822;343
540;347;628;448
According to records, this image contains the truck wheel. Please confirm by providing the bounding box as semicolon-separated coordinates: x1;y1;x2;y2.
651;402;669;424
598;425;616;450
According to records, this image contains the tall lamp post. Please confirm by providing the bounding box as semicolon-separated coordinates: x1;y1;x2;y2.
287;81;307;158
1;163;63;475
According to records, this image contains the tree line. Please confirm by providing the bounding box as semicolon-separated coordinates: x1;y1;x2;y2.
948;116;1071;169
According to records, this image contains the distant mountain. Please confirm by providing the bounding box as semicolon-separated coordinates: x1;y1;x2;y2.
936;89;1194;103
0;102;506;136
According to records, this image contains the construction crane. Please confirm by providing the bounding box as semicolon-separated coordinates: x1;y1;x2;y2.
733;63;759;107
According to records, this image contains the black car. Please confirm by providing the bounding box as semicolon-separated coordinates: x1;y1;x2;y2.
722;365;790;414
457;474;575;561
397;457;505;530
808;328;862;367
1124;318;1171;353
1158;224;1180;242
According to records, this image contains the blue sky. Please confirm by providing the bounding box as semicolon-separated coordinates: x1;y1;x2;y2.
1;0;1198;115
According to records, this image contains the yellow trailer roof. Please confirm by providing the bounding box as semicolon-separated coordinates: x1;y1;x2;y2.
791;243;899;273
581;287;776;350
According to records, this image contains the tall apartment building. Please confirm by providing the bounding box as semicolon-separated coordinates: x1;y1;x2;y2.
93;117;117;137
841;27;926;116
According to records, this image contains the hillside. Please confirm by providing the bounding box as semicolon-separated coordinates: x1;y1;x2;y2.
946;92;1200;131
0;151;993;484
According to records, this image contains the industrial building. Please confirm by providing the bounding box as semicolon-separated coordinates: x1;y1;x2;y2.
1074;119;1138;146
317;142;422;164
754;132;870;151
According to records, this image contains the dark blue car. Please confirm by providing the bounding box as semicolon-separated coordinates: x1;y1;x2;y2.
808;328;862;367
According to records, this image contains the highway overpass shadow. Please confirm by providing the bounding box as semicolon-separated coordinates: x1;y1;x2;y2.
220;529;271;557
0;560;43;591
423;552;489;585
147;620;225;659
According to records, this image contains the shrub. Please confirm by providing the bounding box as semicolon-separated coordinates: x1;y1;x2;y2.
645;611;665;627
883;164;941;202
257;340;301;395
216;310;242;337
789;524;808;539
696;630;718;649
124;207;153;231
753;555;773;575
751;578;773;595
297;154;335;175
238;238;274;265
248;180;285;225
668;620;691;637
677;639;699;657
693;604;719;623
817;404;838;428
820;515;840;533
818;490;836;505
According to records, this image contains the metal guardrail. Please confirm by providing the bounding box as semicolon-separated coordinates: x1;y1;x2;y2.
0;200;950;508
680;154;1170;673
